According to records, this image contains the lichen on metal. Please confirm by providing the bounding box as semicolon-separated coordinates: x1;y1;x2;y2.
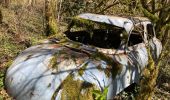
5;13;162;100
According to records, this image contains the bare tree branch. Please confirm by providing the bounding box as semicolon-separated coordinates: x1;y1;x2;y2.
57;0;63;22
153;5;170;13
140;0;152;13
151;0;155;13
97;1;119;14
94;0;104;9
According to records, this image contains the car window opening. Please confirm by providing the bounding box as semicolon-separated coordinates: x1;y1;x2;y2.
147;24;155;39
64;29;123;49
128;24;144;46
128;33;144;46
65;28;144;49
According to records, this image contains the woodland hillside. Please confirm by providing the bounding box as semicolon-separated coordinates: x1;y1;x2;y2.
0;0;169;99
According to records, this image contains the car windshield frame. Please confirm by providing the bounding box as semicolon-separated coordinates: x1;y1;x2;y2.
64;14;152;54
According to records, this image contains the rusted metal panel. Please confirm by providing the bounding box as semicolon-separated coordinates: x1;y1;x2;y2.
5;13;162;100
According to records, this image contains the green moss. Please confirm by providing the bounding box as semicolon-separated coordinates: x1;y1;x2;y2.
76;17;114;28
91;52;113;66
58;38;82;49
78;62;89;76
136;47;157;100
49;19;57;33
91;52;122;78
45;0;61;37
71;17;95;30
61;75;81;100
61;75;94;100
49;53;58;69
139;5;159;23
70;17;116;36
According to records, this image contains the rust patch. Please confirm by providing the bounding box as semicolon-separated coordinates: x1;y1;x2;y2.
104;68;112;77
49;44;61;49
96;64;103;71
24;54;33;61
30;91;35;97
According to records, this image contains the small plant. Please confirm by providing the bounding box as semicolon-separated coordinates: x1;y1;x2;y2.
92;86;108;100
0;73;4;88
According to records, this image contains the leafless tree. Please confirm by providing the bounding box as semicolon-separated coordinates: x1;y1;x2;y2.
44;0;63;38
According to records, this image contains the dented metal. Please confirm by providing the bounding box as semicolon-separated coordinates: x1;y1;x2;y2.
5;13;162;100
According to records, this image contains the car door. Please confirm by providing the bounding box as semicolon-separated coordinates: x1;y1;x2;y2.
147;24;162;60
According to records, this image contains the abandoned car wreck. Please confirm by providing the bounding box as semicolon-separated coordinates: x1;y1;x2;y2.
5;13;162;100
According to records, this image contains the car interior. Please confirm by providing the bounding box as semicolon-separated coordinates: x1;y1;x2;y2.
64;23;144;49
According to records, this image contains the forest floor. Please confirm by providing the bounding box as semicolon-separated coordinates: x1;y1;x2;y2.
0;4;169;100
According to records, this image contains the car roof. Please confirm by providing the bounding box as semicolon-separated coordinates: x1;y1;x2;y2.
77;13;151;29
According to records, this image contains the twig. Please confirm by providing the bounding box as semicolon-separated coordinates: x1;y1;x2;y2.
97;2;119;14
57;0;63;22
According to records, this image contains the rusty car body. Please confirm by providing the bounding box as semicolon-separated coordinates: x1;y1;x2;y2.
5;13;162;100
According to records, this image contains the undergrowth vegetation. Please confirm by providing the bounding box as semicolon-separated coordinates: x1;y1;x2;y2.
0;2;45;99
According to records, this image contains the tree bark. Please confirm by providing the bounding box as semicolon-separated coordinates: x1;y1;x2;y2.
136;0;170;99
44;0;59;36
3;0;10;8
0;9;2;24
27;0;36;7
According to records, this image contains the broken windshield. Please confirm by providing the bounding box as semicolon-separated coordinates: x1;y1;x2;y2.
65;19;125;49
65;17;144;49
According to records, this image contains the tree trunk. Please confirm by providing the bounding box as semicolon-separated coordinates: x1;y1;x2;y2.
0;9;2;24
45;0;61;37
136;0;170;99
4;0;10;8
129;0;136;11
27;0;36;7
136;48;156;100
